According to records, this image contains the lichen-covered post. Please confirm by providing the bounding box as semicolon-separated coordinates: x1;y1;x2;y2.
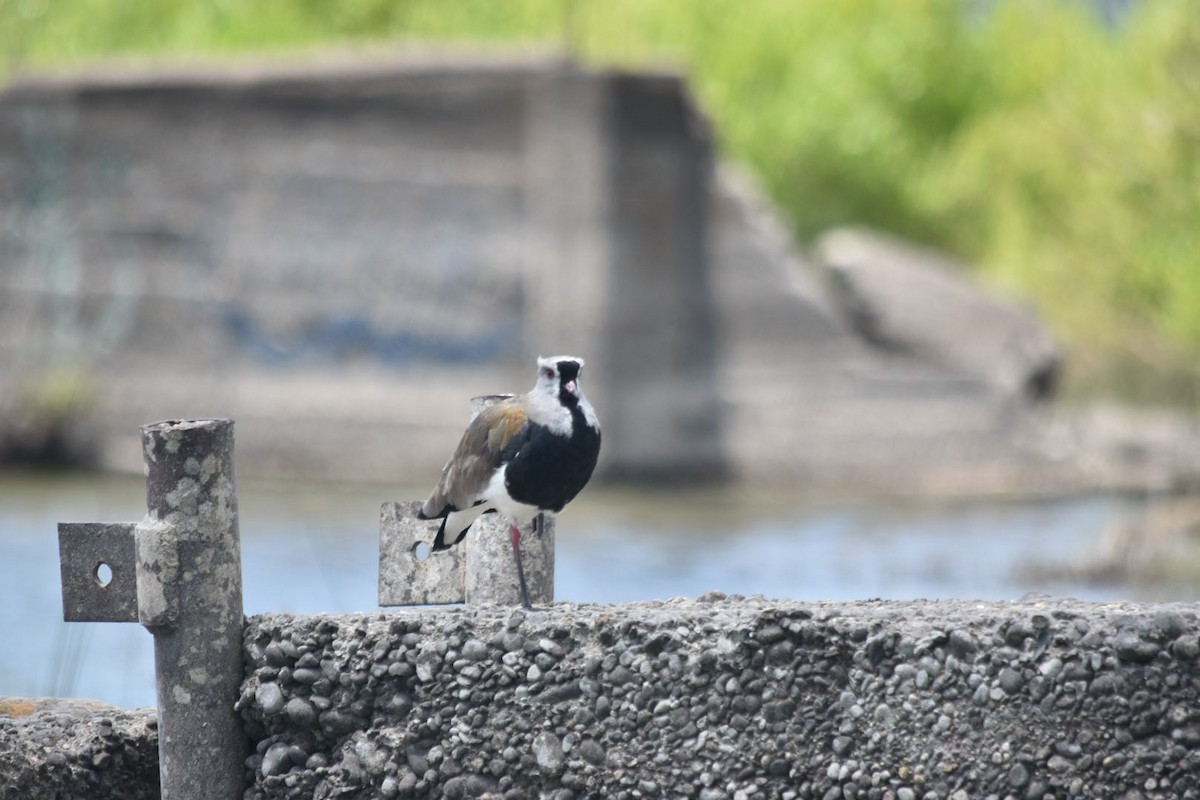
464;395;554;606
139;418;246;800
378;399;554;607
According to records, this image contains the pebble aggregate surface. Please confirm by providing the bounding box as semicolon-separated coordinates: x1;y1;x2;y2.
238;595;1200;800
0;696;158;799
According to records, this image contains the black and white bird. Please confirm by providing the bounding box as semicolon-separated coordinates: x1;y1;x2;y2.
417;355;601;608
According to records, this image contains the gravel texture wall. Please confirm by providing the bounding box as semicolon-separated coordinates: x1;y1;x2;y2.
239;596;1200;800
0;697;158;799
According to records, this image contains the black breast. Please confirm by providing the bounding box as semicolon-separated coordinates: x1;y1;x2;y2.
504;409;601;513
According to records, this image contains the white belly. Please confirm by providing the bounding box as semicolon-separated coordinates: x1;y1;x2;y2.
482;469;542;529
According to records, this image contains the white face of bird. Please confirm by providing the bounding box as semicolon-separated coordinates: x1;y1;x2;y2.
536;355;585;399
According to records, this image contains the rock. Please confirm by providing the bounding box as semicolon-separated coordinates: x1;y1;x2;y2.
755;624;786;644
1038;658;1063;680
949;629;977;659
462;639;489;662
264;642;288;667
997;667;1025;694
261;742;292;777
532;732;566;775
578;739;606;765
283;697;316;728
291;668;321;685
538;638;565;657
817;227;1061;399
256;682;285;716
1153;610;1186;640
1174;636;1200;660
1114;630;1160;663
1008;764;1030;788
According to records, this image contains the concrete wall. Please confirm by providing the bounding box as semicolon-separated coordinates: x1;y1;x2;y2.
236;598;1200;800
4;55;1195;492
9;597;1200;798
0;696;158;799
0;56;723;482
18;599;1200;800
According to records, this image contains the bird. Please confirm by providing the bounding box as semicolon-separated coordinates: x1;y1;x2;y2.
417;355;601;608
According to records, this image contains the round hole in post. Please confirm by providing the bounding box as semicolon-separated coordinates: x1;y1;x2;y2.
412;541;431;562
94;562;113;588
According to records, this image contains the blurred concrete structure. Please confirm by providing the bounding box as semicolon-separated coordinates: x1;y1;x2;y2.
817;228;1061;400
0;56;722;483
2;55;1196;492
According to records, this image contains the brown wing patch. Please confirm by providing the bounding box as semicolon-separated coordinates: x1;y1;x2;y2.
420;399;528;517
487;405;528;454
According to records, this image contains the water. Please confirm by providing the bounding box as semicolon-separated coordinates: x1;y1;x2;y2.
0;472;1167;708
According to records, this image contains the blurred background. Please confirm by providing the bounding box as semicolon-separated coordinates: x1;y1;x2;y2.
2;0;1200;707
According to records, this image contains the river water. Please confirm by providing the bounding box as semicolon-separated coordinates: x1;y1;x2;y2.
0;472;1176;708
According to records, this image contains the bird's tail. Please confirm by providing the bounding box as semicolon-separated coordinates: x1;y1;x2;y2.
431;504;489;550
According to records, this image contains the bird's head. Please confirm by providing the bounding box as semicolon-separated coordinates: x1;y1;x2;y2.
535;355;586;406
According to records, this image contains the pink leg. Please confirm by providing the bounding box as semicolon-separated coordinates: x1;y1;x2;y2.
508;523;532;609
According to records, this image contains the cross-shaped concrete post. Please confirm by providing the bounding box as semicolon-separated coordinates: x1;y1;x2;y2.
58;418;246;800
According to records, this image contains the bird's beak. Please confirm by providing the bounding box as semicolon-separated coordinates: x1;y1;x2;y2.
564;380;578;396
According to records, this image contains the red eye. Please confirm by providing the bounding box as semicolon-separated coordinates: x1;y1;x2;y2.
545;368;556;379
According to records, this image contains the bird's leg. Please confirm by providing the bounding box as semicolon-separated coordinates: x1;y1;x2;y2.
534;513;545;539
508;523;532;610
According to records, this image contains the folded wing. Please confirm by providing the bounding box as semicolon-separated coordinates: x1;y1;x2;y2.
418;399;531;548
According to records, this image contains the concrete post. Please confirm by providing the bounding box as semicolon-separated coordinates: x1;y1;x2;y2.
523;61;612;362
524;66;724;481
378;398;554;607
463;395;554;606
137;418;246;800
602;74;725;480
60;420;247;799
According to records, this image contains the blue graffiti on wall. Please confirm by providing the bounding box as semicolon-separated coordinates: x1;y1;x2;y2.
222;308;521;367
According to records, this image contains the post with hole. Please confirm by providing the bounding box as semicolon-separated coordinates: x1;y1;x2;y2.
379;395;555;608
58;418;246;800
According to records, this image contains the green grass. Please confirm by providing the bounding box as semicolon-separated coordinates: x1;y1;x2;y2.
5;0;1199;404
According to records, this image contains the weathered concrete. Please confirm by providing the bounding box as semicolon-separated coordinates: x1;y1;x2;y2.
0;696;158;799
58;521;140;623
139;418;247;800
379;394;556;608
816;227;1061;400
0;56;722;483
709;167;1033;493
3;55;1199;494
55;418;249;799
6;595;1200;798
599;74;724;481
378;502;555;608
461;395;555;607
709;166;1200;495
237;596;1200;800
379;501;469;607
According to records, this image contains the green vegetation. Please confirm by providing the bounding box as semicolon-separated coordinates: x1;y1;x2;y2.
5;0;1199;402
